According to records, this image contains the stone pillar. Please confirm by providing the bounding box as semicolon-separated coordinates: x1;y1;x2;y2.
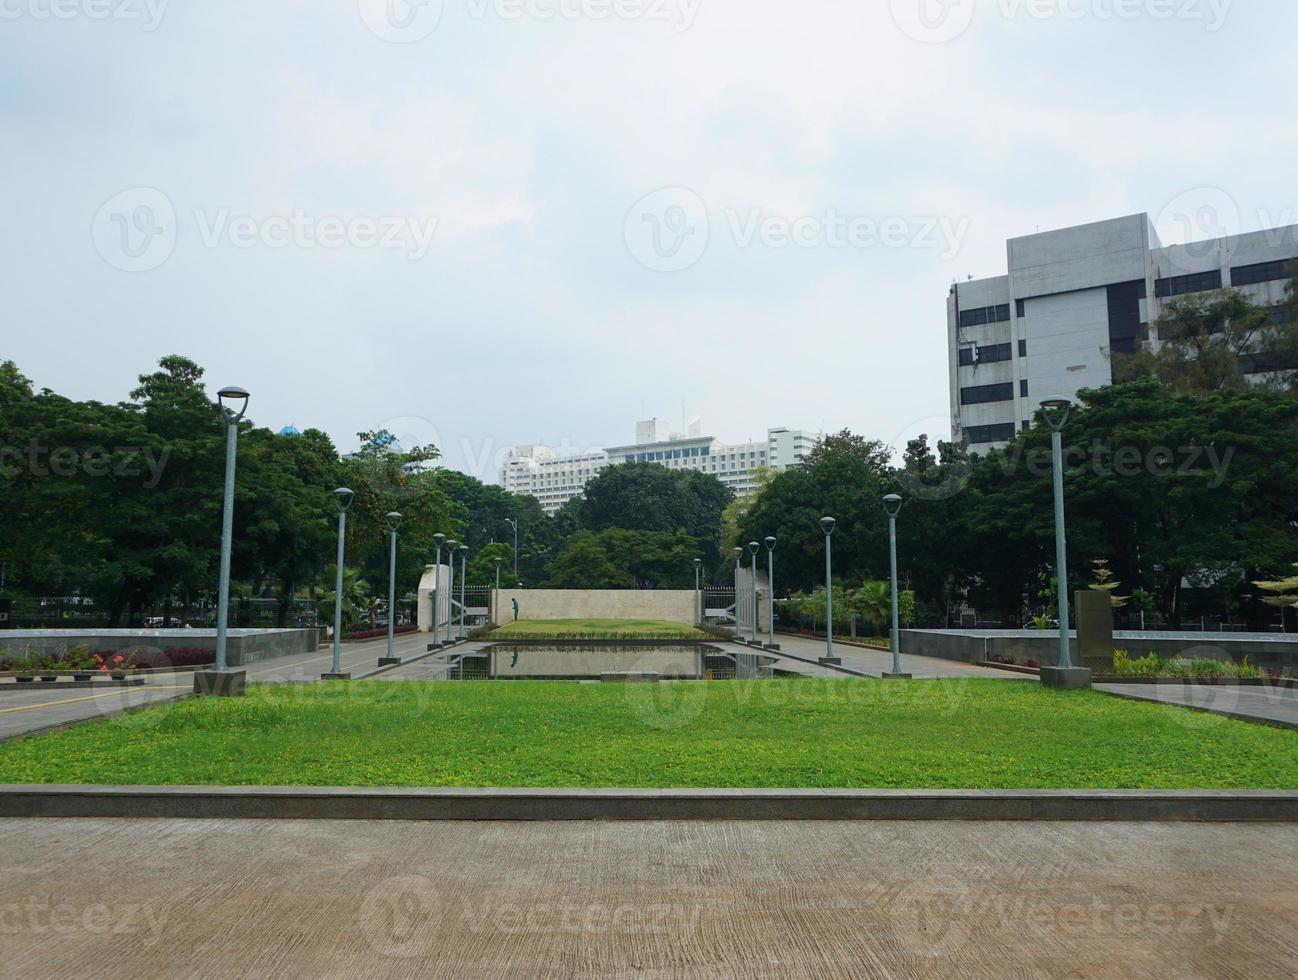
1074;589;1115;673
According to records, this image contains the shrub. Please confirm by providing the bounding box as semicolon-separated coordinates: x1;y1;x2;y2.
1107;650;1264;679
346;624;420;642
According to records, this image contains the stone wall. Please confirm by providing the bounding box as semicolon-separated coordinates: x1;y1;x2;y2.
0;628;319;666
491;590;700;625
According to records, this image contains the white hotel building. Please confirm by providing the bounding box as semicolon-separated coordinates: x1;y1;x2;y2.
500;420;821;514
948;212;1298;450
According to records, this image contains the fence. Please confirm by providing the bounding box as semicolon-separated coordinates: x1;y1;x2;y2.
3;596;326;631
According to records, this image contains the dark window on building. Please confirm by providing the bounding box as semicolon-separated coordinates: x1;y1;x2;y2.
1018;339;1027;357
1231;259;1296;287
958;304;1013;329
1020;380;1029;398
1107;280;1145;356
960;382;1015;406
965;423;1017;444
1154;270;1223;298
1015;299;1026;318
1021;420;1031;432
958;342;1013;367
1239;349;1298;375
1272;305;1292;326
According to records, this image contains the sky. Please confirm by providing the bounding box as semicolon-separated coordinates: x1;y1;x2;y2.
3;0;1296;482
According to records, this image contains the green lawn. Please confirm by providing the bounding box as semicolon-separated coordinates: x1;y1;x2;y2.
1;679;1295;788
490;618;704;640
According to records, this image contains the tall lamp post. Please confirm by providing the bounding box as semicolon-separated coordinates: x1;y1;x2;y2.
382;512;403;666
882;495;910;680
444;539;458;645
1040;400;1091;688
504;517;519;576
820;517;839;665
457;544;469;639
732;547;744;641
494;557;502;623
693;558;702;624
432;533;445;646
764;536;777;650
325;487;354;680
747;542;761;644
198;386;249;696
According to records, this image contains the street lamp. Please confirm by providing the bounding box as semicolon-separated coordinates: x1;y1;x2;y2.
764;536;777;649
212;386;247;676
504;517;519;576
1040;399;1089;688
494;557;502;622
732;546;744;641
747;541;761;644
383;512;403;665
882;494;910;680
444;539;458;645
820;516;839;665
326;487;354;679
457;544;469;639
693;558;702;624
432;533;445;646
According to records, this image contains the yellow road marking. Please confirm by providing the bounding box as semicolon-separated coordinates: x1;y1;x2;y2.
0;687;185;715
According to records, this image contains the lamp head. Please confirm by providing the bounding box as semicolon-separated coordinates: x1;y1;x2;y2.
1040;399;1072;432
216;386;250;422
765;536;777;551
820;516;837;536
386;511;404;530
445;539;458;550
693;558;702;566
434;533;445;546
732;547;743;557
748;541;760;556
332;487;354;512
882;494;903;517
458;544;468;554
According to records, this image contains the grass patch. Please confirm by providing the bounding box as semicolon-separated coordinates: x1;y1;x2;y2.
490;619;704;640
1;679;1295;789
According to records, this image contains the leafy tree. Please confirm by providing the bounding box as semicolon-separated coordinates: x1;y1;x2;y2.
851;581;892;636
546;529;699;589
317;566;372;633
468;541;515;586
1087;560;1129;609
1254;563;1298;631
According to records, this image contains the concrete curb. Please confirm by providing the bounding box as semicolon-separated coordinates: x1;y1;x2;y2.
1;786;1295;822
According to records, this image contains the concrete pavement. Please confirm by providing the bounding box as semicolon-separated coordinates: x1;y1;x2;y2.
0;817;1293;978
1097;682;1298;731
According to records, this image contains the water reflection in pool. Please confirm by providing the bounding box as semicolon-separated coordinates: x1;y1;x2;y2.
446;645;776;681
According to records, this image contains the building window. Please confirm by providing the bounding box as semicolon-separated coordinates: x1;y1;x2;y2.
1020;380;1029;398
1018;339;1027;357
1154;270;1223;298
958;304;1012;329
965;423;1017;444
1015;299;1026;318
958;342;1013;367
1231;259;1296;287
1021;421;1031;432
960;382;1015;406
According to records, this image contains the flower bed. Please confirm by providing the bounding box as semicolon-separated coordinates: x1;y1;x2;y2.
1099;650;1270;681
346;624;420;642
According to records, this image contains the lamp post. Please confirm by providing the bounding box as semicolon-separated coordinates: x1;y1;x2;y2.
747;541;760;644
326;487;355;679
444;539;458;644
433;533;445;646
504;517;519;576
693;558;702;624
882;494;910;680
494;557;502;623
820;517;838;665
197;386;249;696
732;546;743;641
1040;399;1091;689
383;512;403;665
457;544;468;639
764;536;777;650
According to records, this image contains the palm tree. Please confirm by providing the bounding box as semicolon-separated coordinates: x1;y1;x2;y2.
852;581;892;637
317;566;372;635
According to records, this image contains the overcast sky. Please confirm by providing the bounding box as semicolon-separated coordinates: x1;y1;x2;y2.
3;0;1296;481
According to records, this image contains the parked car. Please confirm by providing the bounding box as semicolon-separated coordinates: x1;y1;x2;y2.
145;617;187;628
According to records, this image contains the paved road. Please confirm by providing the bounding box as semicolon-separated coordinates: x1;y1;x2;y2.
0;631;434;742
0;817;1292;978
1097;682;1298;731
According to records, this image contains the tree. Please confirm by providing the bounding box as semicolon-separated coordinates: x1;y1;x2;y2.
546;529;700;590
1116;288;1298;393
317;566;372;633
468;541;515;585
851;581;892;636
1254;563;1298;632
1088;560;1129;609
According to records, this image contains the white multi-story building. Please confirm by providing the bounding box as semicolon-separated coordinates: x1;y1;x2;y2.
499;421;822;514
948;213;1298;450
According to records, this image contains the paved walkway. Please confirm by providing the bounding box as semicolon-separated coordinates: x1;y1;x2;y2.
1097;682;1298;731
0;632;432;742
0;817;1293;978
769;633;1020;680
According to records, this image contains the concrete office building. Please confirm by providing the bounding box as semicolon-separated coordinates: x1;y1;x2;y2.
500;420;821;514
948;213;1298;450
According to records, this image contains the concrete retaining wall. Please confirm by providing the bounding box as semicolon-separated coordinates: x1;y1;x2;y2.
492;589;699;625
901;629;1298;673
0;629;319;667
